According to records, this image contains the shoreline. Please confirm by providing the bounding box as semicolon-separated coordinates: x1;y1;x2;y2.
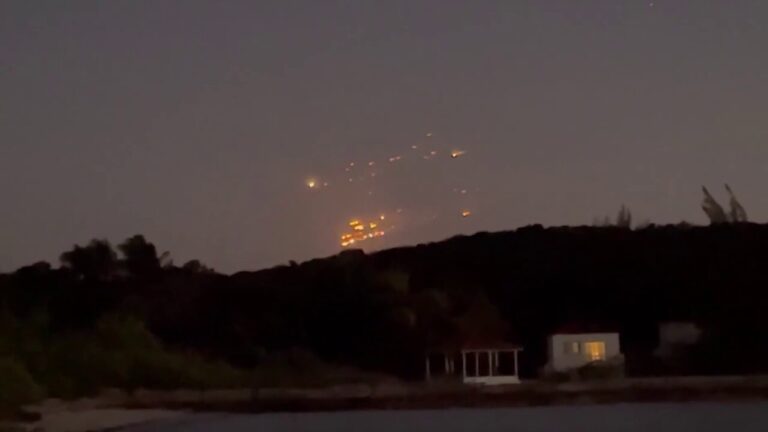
157;382;768;414
10;376;768;431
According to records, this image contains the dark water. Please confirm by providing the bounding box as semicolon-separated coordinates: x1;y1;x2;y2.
126;402;768;432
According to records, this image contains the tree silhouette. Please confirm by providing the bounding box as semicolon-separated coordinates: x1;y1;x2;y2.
59;240;118;281
702;185;748;224
118;235;160;277
181;260;213;274
725;184;748;223
616;205;632;229
701;186;728;224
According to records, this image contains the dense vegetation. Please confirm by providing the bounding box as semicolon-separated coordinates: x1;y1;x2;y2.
3;223;768;411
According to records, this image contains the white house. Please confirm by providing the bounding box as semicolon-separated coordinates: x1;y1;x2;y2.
547;331;621;372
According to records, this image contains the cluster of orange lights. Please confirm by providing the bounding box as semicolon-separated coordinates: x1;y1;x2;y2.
340;216;387;247
304;132;474;249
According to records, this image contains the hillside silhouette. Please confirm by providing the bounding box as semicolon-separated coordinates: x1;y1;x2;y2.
3;222;768;410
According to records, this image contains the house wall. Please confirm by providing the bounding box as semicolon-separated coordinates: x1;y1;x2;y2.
548;333;621;372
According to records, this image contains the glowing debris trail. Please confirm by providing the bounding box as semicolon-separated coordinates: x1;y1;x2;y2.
340;217;387;247
301;131;477;249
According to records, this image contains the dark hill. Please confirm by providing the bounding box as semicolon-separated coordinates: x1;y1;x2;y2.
216;223;768;378
3;223;768;381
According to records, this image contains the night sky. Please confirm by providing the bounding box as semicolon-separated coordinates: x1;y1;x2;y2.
2;1;767;273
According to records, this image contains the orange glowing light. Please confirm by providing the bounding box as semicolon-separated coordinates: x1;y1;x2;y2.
461;210;472;217
339;215;392;247
450;150;466;158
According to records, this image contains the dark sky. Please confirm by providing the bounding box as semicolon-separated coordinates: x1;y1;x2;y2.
2;1;767;273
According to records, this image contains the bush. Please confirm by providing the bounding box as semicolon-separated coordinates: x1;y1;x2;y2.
577;361;625;381
26;315;250;398
251;348;385;388
0;357;44;413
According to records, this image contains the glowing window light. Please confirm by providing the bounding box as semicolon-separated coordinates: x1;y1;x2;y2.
584;342;606;361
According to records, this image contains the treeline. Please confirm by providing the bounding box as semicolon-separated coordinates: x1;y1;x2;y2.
0;236;249;413
4;224;768;409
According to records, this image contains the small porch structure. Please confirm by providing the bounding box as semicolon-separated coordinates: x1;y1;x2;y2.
425;344;522;385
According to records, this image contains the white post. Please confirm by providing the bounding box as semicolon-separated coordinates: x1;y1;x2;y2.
513;350;519;377
487;351;493;376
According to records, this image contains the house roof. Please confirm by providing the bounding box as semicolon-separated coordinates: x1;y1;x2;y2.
459;341;522;351
430;337;523;352
552;322;618;335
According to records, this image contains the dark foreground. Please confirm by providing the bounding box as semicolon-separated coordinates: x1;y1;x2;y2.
125;401;768;432
121;376;768;413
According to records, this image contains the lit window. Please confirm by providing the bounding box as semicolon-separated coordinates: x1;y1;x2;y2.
563;341;579;354
584;341;606;361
